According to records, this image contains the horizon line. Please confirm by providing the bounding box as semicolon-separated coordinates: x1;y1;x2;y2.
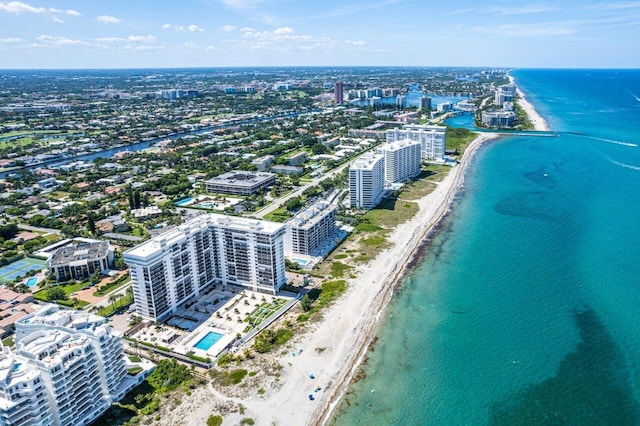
1;65;639;72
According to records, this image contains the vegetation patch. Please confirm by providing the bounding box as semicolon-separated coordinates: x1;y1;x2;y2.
210;368;248;386
445;127;477;154
93;359;194;426
253;328;294;353
329;261;352;278
207;415;223;426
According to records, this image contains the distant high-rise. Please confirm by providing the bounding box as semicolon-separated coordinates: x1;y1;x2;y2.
386;124;447;161
334;81;344;104
396;95;406;110
419;95;432;111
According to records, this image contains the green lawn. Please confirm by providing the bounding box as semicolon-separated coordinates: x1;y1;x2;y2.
98;293;134;317
445;127;478;154
245;298;287;327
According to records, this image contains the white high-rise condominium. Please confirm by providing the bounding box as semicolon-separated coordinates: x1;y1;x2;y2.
386;124;447;161
0;351;51;425
379;139;422;184
0;304;128;426
285;200;337;256
124;214;287;322
349;152;385;210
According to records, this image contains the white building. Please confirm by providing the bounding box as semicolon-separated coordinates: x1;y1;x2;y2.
349;152;385;210
0;305;129;426
385;124;446;161
285;201;337;256
124;214;287;322
47;241;114;283
481;110;516;127
495;83;516;107
378;139;422;184
0;351;52;425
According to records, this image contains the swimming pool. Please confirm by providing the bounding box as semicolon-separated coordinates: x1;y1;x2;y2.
175;197;194;206
193;331;223;351
26;277;38;287
292;258;309;266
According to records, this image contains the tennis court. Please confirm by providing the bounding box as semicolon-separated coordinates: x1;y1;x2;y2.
0;257;46;283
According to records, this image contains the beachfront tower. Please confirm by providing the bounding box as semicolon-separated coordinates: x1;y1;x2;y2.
285;201;337;256
124;214;287;322
386;124;446;162
379;139;422;184
349;153;385;210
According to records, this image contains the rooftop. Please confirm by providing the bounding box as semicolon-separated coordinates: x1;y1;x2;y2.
124;213;285;260
205;171;275;187
289;201;336;229
48;241;110;267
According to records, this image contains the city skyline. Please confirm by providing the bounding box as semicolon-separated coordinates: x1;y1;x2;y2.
1;0;639;69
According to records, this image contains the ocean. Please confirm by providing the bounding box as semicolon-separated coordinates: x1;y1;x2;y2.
332;69;640;425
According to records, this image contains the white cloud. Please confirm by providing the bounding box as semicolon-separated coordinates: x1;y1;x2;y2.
127;35;156;42
273;27;293;35
0;37;24;43
0;2;81;17
94;37;126;43
205;45;215;51
0;1;45;13
52;16;63;23
124;45;163;51
163;23;204;32
224;26;374;53
220;24;237;32
36;34;86;46
97;15;122;24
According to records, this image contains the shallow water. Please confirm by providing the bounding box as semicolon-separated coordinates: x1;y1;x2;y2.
333;69;640;425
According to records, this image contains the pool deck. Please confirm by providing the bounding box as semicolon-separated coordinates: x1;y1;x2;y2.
131;287;296;360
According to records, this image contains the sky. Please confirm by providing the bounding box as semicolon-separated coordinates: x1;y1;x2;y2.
0;0;639;69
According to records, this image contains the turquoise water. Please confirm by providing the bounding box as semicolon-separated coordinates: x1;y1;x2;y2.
333;70;640;425
26;277;38;287
175;197;193;206
193;331;223;351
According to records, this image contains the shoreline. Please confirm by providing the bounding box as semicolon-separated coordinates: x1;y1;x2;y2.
313;133;499;425
507;73;550;131
233;132;500;425
155;92;552;424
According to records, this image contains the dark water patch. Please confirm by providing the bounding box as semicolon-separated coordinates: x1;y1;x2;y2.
495;191;564;223
523;166;556;188
489;308;639;426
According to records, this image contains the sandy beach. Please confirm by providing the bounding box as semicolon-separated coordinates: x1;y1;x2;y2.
508;74;550;131
154;133;498;426
156;86;551;425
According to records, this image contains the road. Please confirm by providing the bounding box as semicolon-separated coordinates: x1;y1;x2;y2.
253;159;352;218
17;223;62;235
